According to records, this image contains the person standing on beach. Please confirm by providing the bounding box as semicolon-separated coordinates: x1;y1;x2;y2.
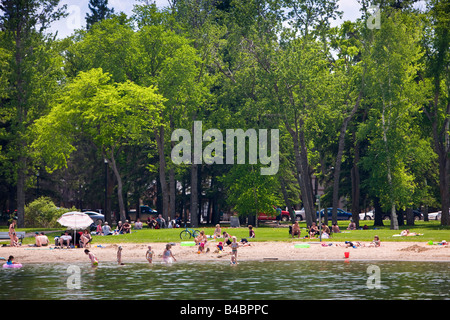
163;244;176;263
9;219;19;247
231;236;239;263
146;245;154;264
117;246;124;265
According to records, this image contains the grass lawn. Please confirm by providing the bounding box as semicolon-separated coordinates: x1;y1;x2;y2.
3;219;448;246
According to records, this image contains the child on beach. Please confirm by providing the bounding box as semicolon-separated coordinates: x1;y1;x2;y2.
146;245;154;264
213;224;222;238
369;235;381;247
84;249;98;267
231;236;239;261
248;225;255;238
163;244;176;263
230;254;237;265
196;231;208;253
223;231;232;246
117;246;124;265
216;242;224;253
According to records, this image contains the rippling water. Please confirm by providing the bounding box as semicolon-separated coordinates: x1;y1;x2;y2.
1;260;449;300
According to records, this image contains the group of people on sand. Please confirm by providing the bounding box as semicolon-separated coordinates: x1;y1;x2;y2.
192;224;253;264
290;219;381;239
96;220;132;236
53;230;92;248
84;243;177;267
7;217;388;268
290;221;340;239
290;220;382;248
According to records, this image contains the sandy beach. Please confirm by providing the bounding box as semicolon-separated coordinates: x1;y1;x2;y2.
2;241;450;264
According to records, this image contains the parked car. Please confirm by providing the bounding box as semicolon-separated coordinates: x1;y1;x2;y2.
427;209;449;221
428;212;441;220
258;210;290;222
318;208;352;220
140;205;157;214
382;209;423;221
359;210;374;220
83;211;105;224
295;208;305;221
82;211;105;231
128;205;157;220
82;209;102;214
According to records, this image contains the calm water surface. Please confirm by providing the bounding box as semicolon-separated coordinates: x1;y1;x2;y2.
1;260;449;300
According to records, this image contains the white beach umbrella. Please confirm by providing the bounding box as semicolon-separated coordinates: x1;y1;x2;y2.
57;211;94;245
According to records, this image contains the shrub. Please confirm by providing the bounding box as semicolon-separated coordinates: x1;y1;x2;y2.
24;197;74;228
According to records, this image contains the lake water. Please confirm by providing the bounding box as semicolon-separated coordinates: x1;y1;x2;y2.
1;260;449;300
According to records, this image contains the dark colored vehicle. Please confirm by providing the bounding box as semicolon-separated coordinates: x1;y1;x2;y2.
128;205;158;221
83;211;105;231
318;208;352;220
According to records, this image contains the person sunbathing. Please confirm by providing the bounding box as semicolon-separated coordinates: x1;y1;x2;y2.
400;229;423;236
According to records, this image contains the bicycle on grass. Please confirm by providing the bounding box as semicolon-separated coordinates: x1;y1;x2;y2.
179;224;200;240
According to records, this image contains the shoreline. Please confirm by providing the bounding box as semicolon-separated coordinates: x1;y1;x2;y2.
2;241;450;264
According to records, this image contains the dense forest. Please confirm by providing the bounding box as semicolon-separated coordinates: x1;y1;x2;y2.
0;0;448;229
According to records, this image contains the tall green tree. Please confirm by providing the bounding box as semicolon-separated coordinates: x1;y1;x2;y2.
358;10;426;229
85;0;114;30
422;0;450;226
326;21;365;225
32;68;165;222
0;0;66;227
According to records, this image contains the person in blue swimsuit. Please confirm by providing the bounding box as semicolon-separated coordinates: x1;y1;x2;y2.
6;255;17;265
163;244;176;263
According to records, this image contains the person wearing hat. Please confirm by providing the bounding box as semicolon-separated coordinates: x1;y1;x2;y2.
102;222;112;236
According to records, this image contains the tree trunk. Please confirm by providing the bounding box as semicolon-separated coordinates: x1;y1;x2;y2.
155;126;170;222
351;132;361;228
169;115;176;221
190;164;199;227
286;121;314;227
381;102;398;230
280;177;295;222
14;27;26;228
182;176;187;224
373;197;384;227
332;93;362;225
169;166;176;221
406;207;414;226
438;154;450;226
108;151;126;222
298;125;316;226
106;169;114;224
16;159;26;228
